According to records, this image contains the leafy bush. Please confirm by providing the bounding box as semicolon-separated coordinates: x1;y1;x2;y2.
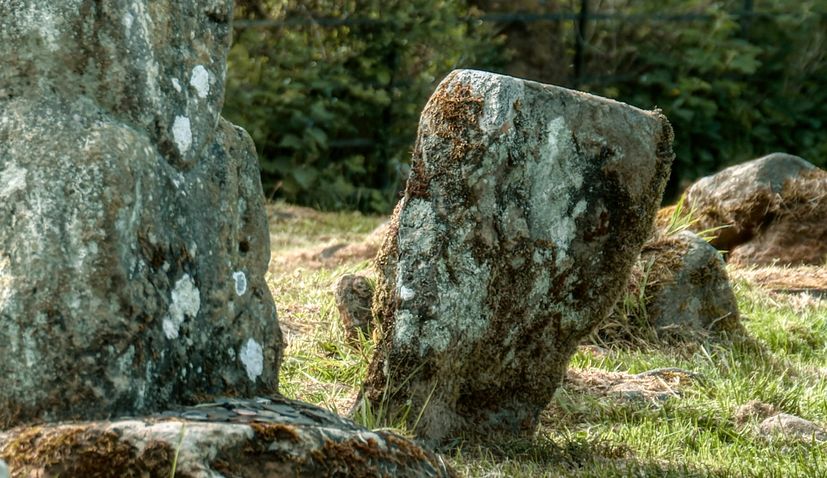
576;0;827;196
227;1;827;210
225;0;504;212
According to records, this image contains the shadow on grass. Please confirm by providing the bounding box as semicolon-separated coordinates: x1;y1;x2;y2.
448;433;727;478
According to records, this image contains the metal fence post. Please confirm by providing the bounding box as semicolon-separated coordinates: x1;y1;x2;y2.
740;0;754;35
573;0;589;88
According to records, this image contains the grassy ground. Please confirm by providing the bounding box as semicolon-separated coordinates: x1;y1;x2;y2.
265;201;827;477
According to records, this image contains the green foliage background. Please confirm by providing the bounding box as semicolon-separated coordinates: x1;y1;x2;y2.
225;0;503;212
225;0;827;212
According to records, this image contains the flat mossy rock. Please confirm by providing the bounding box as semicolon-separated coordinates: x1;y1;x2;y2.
364;69;674;443
0;396;454;478
0;1;282;426
684;153;823;263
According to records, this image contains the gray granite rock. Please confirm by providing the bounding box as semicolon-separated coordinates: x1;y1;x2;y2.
364;69;674;443
685;153;815;251
641;231;741;333
0;396;454;477
758;413;827;442
0;1;282;426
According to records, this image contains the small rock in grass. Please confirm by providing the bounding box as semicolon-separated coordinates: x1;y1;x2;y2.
641;231;741;334
758;413;827;442
595;231;741;344
734;400;780;425
333;274;375;344
0;459;8;478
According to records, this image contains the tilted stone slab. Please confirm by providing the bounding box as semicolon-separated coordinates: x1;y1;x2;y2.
0;396;454;477
0;1;281;426
364;69;673;443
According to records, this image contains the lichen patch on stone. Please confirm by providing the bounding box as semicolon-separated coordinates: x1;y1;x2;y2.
162;274;201;340
172;116;192;153
232;271;247;296
0;164;27;199
189;65;210;99
239;338;264;382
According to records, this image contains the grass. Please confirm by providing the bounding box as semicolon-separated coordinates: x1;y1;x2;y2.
265;201;827;477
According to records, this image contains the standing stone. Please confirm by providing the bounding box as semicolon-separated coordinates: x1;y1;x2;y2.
727;167;827;266
364;69;674;443
0;1;282;426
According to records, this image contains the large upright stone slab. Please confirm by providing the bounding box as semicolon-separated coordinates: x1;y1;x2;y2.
0;1;282;426
363;70;673;443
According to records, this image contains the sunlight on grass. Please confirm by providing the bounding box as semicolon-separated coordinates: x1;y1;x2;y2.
267;202;827;477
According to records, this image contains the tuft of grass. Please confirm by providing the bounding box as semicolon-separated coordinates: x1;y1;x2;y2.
661;194;729;242
170;423;186;478
268;202;827;477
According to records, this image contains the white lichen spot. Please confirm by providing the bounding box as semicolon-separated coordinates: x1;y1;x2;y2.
189;65;210;99
232;271;247;296
527;116;588;267
397;199;438;256
172;116;192;154
393;310;416;347
171;78;182;93
239;338;264;382
162;274;201;339
399;286;416;301
123;12;134;30
0;164;27;199
453;70;525;134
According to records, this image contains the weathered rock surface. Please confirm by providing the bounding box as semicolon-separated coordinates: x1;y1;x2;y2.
364;69;674;443
639;231;741;334
0;396;454;478
728;168;827;266
685;153;827;265
0;1;282;426
758;413;827;443
334;274;375;344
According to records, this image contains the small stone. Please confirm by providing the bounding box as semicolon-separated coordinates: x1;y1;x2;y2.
333;274;374;344
758;413;827;442
0;459;8;478
640;231;742;334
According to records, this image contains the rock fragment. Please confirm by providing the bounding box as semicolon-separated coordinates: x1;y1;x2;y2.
334;274;375;343
758;413;827;443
